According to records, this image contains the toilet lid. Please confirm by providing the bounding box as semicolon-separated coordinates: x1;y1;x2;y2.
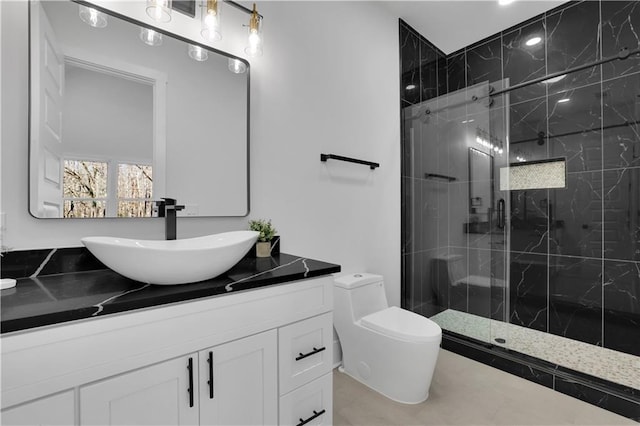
360;306;442;343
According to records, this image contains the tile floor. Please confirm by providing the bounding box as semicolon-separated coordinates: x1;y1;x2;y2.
333;349;638;426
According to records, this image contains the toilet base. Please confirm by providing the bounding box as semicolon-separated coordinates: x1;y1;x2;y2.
337;363;430;405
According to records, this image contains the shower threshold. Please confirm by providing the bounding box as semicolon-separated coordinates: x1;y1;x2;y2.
430;309;640;393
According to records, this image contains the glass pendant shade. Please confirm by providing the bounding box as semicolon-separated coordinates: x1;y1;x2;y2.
228;58;247;74
79;5;108;28
188;44;208;62
244;5;263;57
146;0;172;23
139;27;163;46
201;0;222;42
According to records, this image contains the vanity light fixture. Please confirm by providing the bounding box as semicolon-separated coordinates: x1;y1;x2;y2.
525;36;542;47
139;27;163;46
201;0;222;41
188;44;209;61
244;3;263;57
198;1;266;57
557;97;571;103
228;58;247;74
79;5;107;28
146;0;172;23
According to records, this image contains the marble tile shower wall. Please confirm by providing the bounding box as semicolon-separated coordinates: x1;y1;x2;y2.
401;1;640;357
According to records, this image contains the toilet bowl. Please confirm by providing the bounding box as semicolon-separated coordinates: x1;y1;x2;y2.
333;273;442;404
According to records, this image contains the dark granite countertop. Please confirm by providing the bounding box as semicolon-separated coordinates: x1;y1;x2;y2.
1;253;340;334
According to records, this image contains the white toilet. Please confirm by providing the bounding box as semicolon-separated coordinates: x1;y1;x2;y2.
333;273;442;404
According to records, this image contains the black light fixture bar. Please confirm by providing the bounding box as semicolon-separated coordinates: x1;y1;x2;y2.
223;0;263;19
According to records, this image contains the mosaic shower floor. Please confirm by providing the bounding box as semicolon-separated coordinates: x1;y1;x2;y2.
430;309;640;391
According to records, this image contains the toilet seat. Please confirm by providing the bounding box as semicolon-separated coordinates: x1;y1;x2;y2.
360;306;441;343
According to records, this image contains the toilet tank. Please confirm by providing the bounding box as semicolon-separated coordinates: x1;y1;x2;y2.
334;273;388;320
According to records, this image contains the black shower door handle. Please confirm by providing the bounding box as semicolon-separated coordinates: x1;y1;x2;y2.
497;198;506;229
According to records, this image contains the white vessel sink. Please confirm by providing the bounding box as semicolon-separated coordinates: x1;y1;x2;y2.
81;231;259;285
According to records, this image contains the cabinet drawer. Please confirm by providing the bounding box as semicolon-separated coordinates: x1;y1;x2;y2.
278;312;333;395
279;372;332;426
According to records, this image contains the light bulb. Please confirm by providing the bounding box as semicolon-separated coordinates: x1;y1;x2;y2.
188;44;208;62
140;27;163;46
146;0;172;23
228;58;247;74
201;0;222;42
79;5;107;28
244;4;263;57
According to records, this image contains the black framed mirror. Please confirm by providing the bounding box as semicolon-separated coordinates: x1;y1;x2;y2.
29;0;249;219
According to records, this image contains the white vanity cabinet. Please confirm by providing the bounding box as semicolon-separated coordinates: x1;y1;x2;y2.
0;390;75;426
1;275;334;426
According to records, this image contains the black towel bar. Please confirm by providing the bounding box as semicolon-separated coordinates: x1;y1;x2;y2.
320;154;379;170
425;173;457;182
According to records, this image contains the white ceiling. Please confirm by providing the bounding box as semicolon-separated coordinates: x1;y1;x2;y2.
379;1;567;55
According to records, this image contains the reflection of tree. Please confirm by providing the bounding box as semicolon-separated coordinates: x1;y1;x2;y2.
63;161;153;218
117;164;153;217
63;160;107;218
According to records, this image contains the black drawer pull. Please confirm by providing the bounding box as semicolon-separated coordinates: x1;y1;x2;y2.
295;346;326;361
187;357;194;408
207;351;214;399
296;409;326;426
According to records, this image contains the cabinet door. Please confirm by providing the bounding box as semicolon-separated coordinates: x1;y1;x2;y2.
1;390;74;426
199;330;277;426
80;354;198;425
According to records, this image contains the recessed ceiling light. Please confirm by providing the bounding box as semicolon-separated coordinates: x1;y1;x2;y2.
525;36;542;47
542;74;567;84
557;98;570;103
498;0;516;5
406;84;416;91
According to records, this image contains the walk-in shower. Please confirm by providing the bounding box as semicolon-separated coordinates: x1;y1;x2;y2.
400;1;640;419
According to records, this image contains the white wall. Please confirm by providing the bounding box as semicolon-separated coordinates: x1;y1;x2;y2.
0;1;401;306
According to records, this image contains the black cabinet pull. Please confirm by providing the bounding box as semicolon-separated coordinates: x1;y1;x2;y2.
295;346;326;361
207;351;214;399
296;409;326;426
187;357;194;408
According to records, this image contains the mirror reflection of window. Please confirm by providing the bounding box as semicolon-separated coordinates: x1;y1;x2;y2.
117;163;153;217
63;160;107;218
62;160;153;218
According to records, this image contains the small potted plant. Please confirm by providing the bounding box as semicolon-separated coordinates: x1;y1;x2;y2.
249;219;277;258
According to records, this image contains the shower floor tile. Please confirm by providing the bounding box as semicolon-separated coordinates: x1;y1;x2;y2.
430;309;640;392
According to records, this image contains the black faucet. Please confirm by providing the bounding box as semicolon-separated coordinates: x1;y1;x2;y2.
155;198;185;240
